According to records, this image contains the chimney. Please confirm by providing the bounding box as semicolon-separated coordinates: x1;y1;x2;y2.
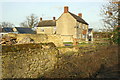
53;17;56;20
64;6;69;13
78;13;82;17
40;18;42;21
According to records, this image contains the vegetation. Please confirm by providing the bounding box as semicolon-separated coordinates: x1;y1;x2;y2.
2;39;119;78
44;44;119;78
63;42;73;44
101;0;118;31
101;0;120;44
0;22;15;28
20;14;39;28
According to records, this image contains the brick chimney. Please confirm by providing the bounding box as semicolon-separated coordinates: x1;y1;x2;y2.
78;13;82;17
53;17;56;20
64;6;69;13
40;18;42;21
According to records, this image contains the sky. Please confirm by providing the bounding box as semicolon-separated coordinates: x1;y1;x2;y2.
0;0;108;31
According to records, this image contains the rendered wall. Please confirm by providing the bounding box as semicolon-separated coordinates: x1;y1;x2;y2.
36;27;55;34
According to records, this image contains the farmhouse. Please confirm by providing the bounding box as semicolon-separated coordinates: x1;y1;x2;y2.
56;6;89;42
36;17;56;34
36;6;92;42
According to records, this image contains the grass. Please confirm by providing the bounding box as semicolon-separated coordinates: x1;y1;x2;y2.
44;44;119;78
63;42;73;44
58;42;109;49
2;40;118;78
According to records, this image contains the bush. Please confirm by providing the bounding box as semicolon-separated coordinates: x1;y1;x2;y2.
110;28;120;44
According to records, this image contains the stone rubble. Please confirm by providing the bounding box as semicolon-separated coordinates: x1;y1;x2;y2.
0;36;17;45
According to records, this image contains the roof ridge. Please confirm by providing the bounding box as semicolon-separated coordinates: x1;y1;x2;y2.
68;12;88;25
40;20;56;22
37;20;56;27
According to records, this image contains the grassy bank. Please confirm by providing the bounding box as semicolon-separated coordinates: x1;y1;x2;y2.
44;44;119;78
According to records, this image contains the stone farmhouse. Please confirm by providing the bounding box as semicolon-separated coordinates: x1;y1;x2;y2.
36;17;56;34
37;6;92;42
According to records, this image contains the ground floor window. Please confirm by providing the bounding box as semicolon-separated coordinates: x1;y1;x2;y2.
82;34;86;38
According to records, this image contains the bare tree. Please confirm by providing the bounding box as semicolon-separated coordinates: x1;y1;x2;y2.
0;22;15;28
101;0;120;44
100;0;119;32
20;14;39;28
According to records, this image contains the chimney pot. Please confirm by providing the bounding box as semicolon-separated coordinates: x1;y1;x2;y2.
40;18;42;21
64;6;69;13
78;13;82;17
53;17;56;20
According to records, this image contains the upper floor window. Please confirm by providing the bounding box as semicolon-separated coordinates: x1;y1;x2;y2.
82;25;84;29
82;25;87;30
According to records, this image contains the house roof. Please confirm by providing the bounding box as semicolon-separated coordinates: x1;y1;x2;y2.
69;12;88;25
14;27;35;34
37;20;56;27
88;28;93;32
2;27;14;32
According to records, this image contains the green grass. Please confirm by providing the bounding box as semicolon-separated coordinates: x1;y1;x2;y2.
57;45;74;49
58;42;109;49
63;42;73;44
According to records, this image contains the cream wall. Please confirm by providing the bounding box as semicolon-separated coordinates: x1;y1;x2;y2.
37;26;56;34
56;13;89;42
56;13;76;37
77;22;88;41
61;35;73;42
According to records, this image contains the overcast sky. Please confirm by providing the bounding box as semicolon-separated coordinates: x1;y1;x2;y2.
0;0;108;31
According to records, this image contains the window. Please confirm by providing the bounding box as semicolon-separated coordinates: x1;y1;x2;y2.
82;34;86;38
83;25;85;29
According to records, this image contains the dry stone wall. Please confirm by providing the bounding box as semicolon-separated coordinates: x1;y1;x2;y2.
5;33;64;46
1;43;59;78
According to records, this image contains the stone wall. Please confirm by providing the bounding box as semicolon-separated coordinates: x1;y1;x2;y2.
5;33;64;46
1;43;59;78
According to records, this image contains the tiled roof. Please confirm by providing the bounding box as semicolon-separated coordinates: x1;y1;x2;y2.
88;28;93;32
37;20;56;27
15;27;35;34
69;12;88;25
2;27;14;32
